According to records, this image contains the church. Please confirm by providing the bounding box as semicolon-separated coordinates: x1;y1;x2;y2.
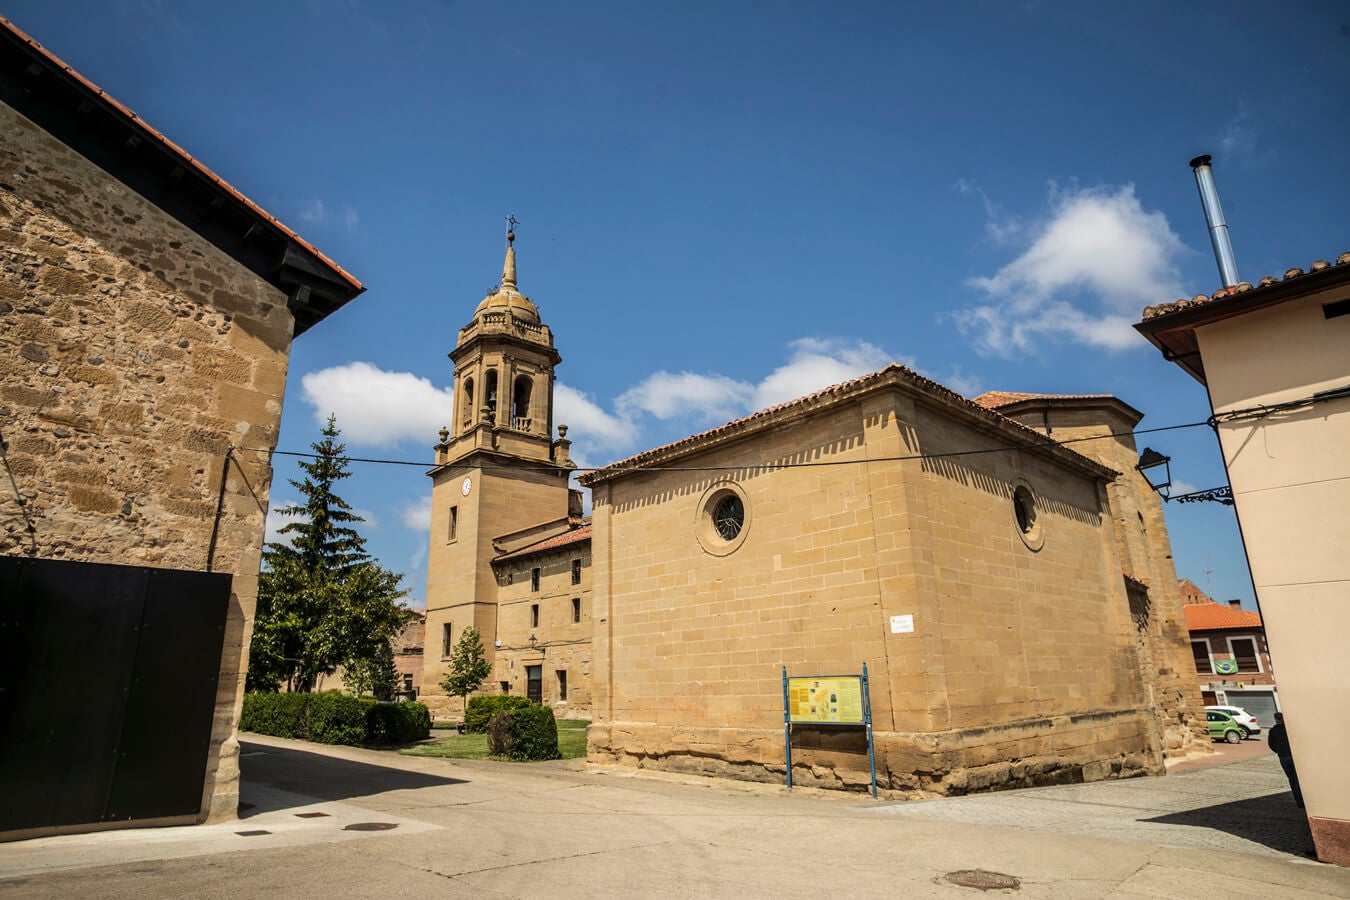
421;232;1208;796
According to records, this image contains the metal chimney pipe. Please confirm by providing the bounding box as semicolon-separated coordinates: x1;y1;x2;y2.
1189;155;1240;288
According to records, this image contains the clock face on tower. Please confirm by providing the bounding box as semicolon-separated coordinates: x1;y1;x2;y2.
461;476;472;497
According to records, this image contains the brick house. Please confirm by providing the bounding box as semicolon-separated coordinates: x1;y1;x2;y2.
1179;579;1279;723
0;17;362;838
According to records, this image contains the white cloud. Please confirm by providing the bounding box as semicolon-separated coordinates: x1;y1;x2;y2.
297;199;361;231
956;183;1186;354
1218;104;1260;164
753;338;895;409
298;199;327;224
264;501;302;546
301;362;454;448
956;178;1022;244
554;382;637;451
616;371;754;424
400;495;432;531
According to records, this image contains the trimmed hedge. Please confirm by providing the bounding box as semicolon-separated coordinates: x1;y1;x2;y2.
487;704;561;761
464;694;533;733
239;691;310;739
240;691;431;746
367;701;432;744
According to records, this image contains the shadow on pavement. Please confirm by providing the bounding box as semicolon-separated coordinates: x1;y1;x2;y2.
1141;791;1316;858
239;738;465;816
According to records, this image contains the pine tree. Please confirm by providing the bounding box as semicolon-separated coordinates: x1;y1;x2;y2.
246;416;412;694
441;626;492;710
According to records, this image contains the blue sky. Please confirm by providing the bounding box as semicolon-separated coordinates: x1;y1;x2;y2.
10;2;1348;609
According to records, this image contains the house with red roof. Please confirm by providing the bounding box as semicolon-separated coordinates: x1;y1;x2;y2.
1179;579;1278;720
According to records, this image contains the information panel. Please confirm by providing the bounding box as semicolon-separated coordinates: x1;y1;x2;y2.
786;676;864;724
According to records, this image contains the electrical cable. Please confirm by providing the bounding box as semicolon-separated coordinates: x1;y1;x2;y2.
229;383;1348;478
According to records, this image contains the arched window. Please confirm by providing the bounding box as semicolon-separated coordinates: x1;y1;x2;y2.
461;377;474;427
512;376;533;430
484;369;498;424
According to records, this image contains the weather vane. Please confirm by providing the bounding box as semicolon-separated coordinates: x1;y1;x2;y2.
505;214;520;245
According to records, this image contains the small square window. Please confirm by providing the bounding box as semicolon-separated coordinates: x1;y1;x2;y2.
531;603;540;628
572;597;581;624
500;681;510;694
571;558;582;585
531;567;541;592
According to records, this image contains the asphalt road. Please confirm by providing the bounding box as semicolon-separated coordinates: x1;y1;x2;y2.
1;732;1345;899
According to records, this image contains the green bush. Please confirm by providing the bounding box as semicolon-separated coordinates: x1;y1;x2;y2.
240;691;309;739
464;694;532;733
499;705;561;761
366;701;431;744
306;691;373;746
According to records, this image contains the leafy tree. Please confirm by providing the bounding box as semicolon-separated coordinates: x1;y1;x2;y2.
441;626;492;710
343;640;400;701
246;416;412;694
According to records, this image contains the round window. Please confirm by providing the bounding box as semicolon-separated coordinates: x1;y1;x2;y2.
695;482;751;556
1011;481;1044;551
712;494;744;540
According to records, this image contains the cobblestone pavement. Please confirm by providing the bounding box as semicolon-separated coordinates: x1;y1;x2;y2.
866;752;1316;859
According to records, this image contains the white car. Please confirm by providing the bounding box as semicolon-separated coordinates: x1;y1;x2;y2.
1205;705;1261;739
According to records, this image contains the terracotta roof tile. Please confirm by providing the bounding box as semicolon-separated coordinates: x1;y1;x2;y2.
579;364;1116;486
1184;602;1263;632
1141;251;1350;320
971;391;1117;410
0;15;362;295
493;523;591;563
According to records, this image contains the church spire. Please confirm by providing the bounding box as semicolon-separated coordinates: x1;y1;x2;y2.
502;214;519;291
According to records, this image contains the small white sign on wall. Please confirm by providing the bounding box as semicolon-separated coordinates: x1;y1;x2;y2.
890;614;915;634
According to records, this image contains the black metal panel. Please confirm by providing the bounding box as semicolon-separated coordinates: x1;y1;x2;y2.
0;557;145;830
0;557;231;832
106;568;230;821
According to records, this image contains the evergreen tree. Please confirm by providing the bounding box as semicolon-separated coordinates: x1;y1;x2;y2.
343;640;400;701
246;416;412;694
441;626;492;709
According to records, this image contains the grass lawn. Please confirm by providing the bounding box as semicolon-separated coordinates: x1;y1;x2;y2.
403;718;589;761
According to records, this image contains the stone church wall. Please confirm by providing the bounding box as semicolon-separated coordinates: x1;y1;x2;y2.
588;388;1167;796
0;103;293;824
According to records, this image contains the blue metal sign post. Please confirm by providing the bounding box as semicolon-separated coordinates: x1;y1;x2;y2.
783;663;877;798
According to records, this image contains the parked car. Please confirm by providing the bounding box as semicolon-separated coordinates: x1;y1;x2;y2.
1205;705;1261;739
1206;710;1244;744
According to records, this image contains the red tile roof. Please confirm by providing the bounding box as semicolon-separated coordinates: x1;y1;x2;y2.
1141;252;1350;321
493;523;591;563
0;16;363;295
579;364;1116;486
1184;602;1262;632
971;391;1118;410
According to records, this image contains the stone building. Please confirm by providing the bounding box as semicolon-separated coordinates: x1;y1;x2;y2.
423;237;1208;796
0;18;362;837
421;230;592;719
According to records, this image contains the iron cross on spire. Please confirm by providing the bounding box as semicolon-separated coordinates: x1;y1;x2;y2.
505;214;520;245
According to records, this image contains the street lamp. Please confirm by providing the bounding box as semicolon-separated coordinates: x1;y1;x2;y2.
1136;447;1172;499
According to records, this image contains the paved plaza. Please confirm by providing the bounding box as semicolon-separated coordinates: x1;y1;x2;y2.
1;734;1346;899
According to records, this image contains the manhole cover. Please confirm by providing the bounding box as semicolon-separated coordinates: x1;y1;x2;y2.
343;822;399;832
235;830;271;837
295;812;330;818
943;870;1021;891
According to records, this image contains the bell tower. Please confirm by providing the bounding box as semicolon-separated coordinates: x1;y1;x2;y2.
440;221;570;466
422;221;576;716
